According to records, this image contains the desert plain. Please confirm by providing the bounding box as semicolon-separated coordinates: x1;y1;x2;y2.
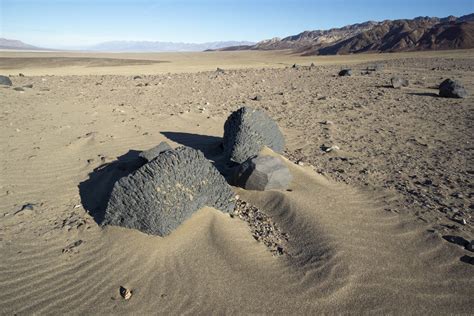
0;49;473;314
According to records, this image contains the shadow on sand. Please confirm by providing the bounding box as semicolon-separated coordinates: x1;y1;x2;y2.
78;149;145;224
407;92;439;97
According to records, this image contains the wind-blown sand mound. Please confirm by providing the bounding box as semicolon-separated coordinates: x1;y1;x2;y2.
0;110;472;314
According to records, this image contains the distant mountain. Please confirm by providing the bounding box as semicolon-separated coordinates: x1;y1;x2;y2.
218;13;474;55
0;38;43;50
88;40;255;52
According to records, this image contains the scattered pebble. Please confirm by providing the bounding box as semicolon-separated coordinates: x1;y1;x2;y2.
62;240;83;253
233;199;289;256
14;203;36;215
325;145;340;152
120;286;133;300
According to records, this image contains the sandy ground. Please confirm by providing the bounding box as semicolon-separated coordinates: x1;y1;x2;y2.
0;49;473;314
1;48;473;75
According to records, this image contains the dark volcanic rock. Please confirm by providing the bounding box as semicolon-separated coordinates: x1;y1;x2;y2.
233;155;292;191
338;69;352;76
139;141;172;162
439;79;468;98
223;106;285;163
391;77;409;89
103;146;235;236
0;75;12;86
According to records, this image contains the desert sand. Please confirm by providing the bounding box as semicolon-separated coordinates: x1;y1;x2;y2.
0;49;473;314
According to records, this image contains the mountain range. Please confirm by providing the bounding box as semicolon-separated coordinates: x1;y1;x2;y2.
0;39;254;52
2;13;473;54
0;38;44;50
87;40;255;52
218;13;474;55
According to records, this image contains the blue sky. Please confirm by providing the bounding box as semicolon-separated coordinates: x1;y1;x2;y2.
1;0;473;48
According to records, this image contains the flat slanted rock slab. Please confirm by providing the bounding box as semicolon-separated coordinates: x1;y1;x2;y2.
103;146;235;236
223;106;285;163
139;141;172;162
233;155;292;191
439;79;468;98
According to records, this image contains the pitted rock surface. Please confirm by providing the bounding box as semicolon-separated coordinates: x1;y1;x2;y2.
223;106;285;163
103;146;235;236
233;155;292;191
139;141;172;162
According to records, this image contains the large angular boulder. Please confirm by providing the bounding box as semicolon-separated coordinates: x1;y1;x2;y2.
139;141;172;162
103;146;235;236
0;75;12;86
233;155;292;191
223;106;285;163
391;77;409;89
439;79;468;98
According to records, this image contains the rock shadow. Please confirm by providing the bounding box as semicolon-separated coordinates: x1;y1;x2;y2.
460;255;473;265
161;131;236;178
79;149;145;224
407;92;439;97
442;235;470;248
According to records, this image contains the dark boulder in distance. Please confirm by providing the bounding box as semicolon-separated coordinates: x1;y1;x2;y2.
338;69;352;76
0;75;12;86
439;79;468;98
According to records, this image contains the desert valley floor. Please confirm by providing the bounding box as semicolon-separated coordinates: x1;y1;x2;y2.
0;49;473;314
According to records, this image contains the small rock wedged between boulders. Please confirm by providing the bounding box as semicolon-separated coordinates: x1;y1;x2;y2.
338;69;352;76
223;106;285;164
391;77;409;89
438;79;468;98
138;141;172;162
103;146;235;236
0;75;12;86
232;155;292;191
